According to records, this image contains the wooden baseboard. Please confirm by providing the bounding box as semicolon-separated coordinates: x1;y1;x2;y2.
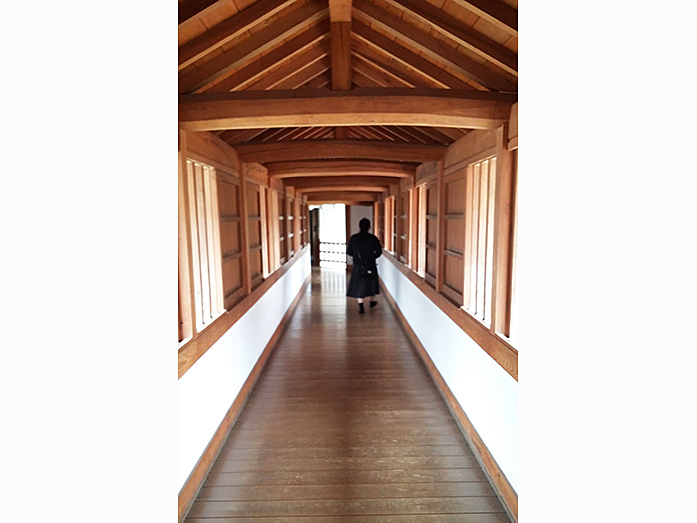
178;272;311;522
381;280;518;522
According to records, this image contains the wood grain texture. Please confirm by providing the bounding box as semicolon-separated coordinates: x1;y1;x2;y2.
381;281;517;521
178;89;516;132
178;271;312;522
183;268;511;523
331;21;352;90
234;140;446;163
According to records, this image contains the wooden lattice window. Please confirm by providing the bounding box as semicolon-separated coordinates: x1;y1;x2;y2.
463;157;497;325
185;160;225;329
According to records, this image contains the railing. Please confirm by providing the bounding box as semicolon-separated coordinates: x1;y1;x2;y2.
319;242;346;267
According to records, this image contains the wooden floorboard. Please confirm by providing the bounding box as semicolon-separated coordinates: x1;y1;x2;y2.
184;268;511;522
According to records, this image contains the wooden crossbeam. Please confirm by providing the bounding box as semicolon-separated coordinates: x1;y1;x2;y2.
179;89;516;132
233;140;446;163
267;160;416;179
285;175;401;188
178;1;328;94
298;185;388;193
306;191;379;201
179;0;296;69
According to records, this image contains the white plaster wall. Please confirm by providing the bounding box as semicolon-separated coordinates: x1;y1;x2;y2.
379;257;518;491
178;251;311;491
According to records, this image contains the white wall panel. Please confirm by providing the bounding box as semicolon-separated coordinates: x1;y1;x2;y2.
178;251;311;491
379;257;518;491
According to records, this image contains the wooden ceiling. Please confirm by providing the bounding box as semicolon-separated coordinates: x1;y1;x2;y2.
179;0;517;204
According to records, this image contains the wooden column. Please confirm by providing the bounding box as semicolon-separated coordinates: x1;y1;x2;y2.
491;124;515;337
260;186;270;278
294;194;302;254
435;160;445;293
178;130;196;340
239;163;253;295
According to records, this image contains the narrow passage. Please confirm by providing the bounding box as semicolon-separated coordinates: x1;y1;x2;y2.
185;268;511;522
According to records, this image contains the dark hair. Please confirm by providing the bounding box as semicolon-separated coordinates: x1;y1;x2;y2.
359;218;371;232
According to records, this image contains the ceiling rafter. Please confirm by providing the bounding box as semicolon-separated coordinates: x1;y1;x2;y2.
244;39;331;91
352;21;474;91
179;0;328;94
352;54;414;88
451;0;518;36
273;56;332;90
351;40;438;89
382;0;517;76
179;0;296;70
206;23;331;93
355;0;517;91
179;0;227;26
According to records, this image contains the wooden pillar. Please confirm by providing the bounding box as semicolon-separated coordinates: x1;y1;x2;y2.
240;163;253;295
178;130;196;340
491;124;515;337
435;160;445;293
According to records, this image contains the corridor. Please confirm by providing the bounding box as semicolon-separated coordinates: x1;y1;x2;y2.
184;268;512;522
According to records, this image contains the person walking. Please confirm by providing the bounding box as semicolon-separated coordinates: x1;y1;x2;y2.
346;218;382;314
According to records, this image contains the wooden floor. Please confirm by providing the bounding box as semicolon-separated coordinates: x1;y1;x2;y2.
185;268;512;523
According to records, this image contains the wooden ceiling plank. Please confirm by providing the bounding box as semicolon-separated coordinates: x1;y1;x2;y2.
299;185;388;193
235;140;446;163
257;127;292;143
305;191;379;201
433;126;468;141
450;0;517;37
382;0;517;76
245;39;331;91
353;21;473;91
355;0;516;90
179;0;228;26
331;21;353;90
352;40;438;89
273;56;332;90
297;71;331;89
376;126;420;144
179;88;516;131
179;0;296;69
179;0;328;94
352;55;414;88
273;127;309;142
364;126;399;142
207;25;331;92
267;160;416;178
304;127;333;140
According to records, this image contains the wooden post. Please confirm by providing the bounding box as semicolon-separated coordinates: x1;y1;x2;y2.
178;130;196;340
239;164;253;295
435;160;445;293
260;186;270;278
491;124;514;337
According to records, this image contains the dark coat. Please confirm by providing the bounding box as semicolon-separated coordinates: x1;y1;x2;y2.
346;231;382;298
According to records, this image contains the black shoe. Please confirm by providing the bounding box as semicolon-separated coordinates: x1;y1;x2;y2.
369;300;378;308
358;303;365;314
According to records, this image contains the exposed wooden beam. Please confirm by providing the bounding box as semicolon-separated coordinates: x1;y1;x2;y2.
299;72;331;89
331;21;352;90
179;1;328;94
299;185;388;193
353;55;414;88
353;21;474;91
329;0;353;22
267;160;416;179
244;39;331;91
286;175;401;188
355;1;516;90
273;56;332;90
179;0;296;70
352;39;439;89
179;89;516;131
451;0;517;37
352;70;383;89
335;127;348;140
206;25;331;93
306;191;379;201
233;140;446;163
383;0;517;76
179;0;226;26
